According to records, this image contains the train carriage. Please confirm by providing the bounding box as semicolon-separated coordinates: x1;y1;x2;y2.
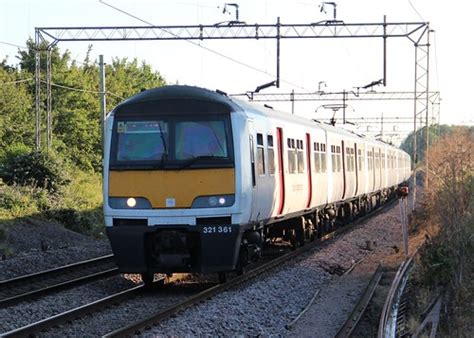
103;85;411;282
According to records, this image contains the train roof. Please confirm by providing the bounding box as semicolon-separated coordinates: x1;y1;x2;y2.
114;85;404;152
229;95;401;151
114;85;242;112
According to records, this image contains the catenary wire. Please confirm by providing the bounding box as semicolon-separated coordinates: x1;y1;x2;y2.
0;78;34;86
407;0;425;22
98;0;309;91
0;40;28;49
40;80;124;99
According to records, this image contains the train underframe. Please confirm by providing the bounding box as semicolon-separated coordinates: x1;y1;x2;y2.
263;187;396;248
236;186;398;278
108;187;397;285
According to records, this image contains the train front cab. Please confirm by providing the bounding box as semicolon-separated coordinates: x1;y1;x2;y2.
103;92;249;277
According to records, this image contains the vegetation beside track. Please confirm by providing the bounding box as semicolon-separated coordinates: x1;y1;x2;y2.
0;41;166;255
407;127;473;336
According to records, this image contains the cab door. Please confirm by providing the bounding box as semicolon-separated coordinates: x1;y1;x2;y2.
248;120;258;221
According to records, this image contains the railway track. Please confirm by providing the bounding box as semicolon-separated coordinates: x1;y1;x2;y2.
2;278;217;337
0;254;118;308
335;263;384;338
378;255;415;338
343;240;427;337
1;285;144;337
2;198;398;336
104;198;399;337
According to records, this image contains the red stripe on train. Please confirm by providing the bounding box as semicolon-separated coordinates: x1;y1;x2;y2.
306;133;313;208
276;127;285;215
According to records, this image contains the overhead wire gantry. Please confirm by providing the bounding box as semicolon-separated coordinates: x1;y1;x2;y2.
34;16;432;208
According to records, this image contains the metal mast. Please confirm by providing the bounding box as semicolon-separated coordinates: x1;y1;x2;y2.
412;25;431;210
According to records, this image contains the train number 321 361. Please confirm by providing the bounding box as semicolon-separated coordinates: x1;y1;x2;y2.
202;226;232;234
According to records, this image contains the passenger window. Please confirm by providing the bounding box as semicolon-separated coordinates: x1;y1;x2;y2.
331;145;336;173
268;135;275;175
314;142;320;173
351;149;354;172
336;146;341;172
346;147;351;172
288;138;297;174
297;140;305;173
320;143;326;172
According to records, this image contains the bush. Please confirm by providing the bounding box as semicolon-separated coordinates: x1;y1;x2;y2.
422;128;473;290
0;142;31;163
0;150;70;194
0;183;40;218
42;170;104;237
415;128;474;335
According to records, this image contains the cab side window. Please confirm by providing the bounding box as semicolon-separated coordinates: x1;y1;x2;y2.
257;133;265;175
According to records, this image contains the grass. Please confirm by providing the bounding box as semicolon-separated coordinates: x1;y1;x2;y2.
0;170;105;240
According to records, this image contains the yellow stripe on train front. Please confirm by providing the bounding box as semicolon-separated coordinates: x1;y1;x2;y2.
109;168;235;208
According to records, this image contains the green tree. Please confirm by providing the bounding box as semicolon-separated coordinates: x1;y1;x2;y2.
0;64;34;153
106;57;166;108
14;42;166;171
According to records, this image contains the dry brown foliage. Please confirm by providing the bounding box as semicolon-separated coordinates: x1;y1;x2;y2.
417;127;474;335
425;127;473;226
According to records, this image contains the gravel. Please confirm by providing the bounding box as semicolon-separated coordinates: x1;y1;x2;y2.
0;217;111;281
0;193;423;337
0;275;137;334
140;197;418;337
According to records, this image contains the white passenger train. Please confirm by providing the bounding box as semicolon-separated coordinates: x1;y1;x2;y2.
103;85;411;283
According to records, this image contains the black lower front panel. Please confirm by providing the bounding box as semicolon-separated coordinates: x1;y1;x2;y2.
106;224;242;274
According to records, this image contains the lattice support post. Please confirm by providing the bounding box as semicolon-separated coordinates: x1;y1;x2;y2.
412;25;430;211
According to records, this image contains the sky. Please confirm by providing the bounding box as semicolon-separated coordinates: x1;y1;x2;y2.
1;0;473;145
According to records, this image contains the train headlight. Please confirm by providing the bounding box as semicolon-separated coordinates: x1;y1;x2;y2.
127;198;137;208
109;197;152;209
191;194;235;208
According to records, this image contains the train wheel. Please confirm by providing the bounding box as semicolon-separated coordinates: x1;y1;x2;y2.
310;229;316;241
236;247;249;275
288;229;299;250
236;264;247;276
362;200;368;215
305;218;316;241
296;230;305;247
218;272;227;283
141;272;168;289
141;272;155;288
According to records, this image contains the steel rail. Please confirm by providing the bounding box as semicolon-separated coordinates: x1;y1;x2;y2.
1;285;144;337
335;263;384;338
0;254;117;307
378;255;415;338
104;197;398;337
